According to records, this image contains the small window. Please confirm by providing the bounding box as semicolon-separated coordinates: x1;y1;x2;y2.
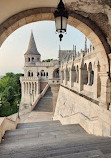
37;72;39;76
28;58;30;62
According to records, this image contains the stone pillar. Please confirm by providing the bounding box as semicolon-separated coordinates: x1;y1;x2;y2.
30;82;32;95
61;70;63;84
37;78;40;95
64;69;67;85
22;82;24;97
99;73;111;109
93;64;98;99
50;85;60;114
79;67;83;92
70;69;73;88
28;82;30;95
88;70;91;85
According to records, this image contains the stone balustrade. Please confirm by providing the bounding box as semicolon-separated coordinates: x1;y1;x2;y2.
48;78;60;85
0;113;19;143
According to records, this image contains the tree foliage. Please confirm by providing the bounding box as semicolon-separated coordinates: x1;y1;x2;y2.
0;73;23;116
42;59;53;62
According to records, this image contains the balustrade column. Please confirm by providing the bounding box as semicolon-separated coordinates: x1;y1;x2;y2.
37;79;40;95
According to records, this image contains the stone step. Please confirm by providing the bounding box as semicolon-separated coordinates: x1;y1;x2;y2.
1;137;111;158
1;133;111;158
17;120;60;129
4;124;88;139
48;150;105;158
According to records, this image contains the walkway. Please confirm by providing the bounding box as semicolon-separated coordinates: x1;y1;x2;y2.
23;87;53;123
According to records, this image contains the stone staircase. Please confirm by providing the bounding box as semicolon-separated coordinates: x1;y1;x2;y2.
22;87;53;123
1;120;111;157
33;86;53;112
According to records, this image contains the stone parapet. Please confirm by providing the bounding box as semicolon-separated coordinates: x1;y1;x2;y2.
54;86;111;136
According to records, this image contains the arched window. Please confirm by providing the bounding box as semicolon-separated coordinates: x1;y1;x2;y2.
53;68;59;78
28;71;30;77
88;62;94;85
44;72;45;76
31;72;33;77
32;57;34;62
37;72;39;76
46;72;48;77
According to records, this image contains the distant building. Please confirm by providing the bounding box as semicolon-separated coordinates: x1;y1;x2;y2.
20;32;60;111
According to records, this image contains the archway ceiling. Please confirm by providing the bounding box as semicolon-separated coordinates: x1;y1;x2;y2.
0;0;111;46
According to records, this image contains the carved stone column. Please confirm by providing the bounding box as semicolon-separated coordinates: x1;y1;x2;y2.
99;73;111;109
50;85;60;114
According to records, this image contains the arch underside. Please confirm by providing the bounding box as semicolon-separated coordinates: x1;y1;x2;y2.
0;7;110;74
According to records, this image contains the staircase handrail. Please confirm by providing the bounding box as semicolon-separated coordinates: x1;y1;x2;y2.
60;112;98;121
31;84;49;111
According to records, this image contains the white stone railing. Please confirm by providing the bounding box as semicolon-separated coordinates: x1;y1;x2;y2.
0;113;19;143
20;76;39;81
31;84;49;110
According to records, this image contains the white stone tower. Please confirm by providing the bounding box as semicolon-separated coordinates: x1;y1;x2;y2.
24;32;41;67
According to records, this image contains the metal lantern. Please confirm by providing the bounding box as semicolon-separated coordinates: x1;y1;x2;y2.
54;0;69;41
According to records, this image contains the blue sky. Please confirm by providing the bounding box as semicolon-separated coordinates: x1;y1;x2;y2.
0;21;91;75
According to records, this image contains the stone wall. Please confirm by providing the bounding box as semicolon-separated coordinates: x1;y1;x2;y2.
54;86;111;136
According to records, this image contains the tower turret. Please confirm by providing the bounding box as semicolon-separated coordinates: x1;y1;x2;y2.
24;32;41;64
84;37;87;54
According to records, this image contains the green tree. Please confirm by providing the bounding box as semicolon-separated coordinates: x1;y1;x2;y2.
42;59;53;62
0;73;23;117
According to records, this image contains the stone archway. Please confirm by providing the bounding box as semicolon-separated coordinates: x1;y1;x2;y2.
0;7;110;76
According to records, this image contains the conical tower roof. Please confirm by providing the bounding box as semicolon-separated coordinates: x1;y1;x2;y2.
25;32;40;55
